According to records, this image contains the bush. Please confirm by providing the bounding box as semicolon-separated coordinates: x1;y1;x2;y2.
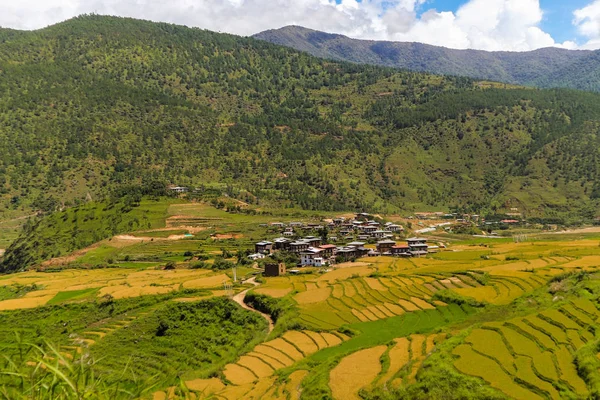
164;261;176;270
469;271;490;286
244;292;305;336
432;290;485;307
212;257;235;271
190;261;209;269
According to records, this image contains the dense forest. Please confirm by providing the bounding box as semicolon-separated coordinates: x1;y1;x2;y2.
1;15;600;221
255;26;600;92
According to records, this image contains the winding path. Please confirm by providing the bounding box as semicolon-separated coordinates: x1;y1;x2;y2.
232;277;274;333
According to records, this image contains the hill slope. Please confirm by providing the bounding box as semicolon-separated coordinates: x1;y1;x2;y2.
0;16;599;229
253;26;600;92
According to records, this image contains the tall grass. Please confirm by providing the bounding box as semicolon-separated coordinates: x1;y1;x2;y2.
0;335;158;399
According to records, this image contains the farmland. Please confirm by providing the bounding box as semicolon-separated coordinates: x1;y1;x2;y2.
2;201;600;399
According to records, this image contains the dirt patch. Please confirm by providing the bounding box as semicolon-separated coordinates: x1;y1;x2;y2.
0;249;5;257
114;234;187;241
41;241;104;267
212;233;243;240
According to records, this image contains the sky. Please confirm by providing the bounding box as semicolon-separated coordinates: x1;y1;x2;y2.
3;0;600;51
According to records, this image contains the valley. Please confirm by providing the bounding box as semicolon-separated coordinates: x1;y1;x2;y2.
0;14;600;400
1;199;600;399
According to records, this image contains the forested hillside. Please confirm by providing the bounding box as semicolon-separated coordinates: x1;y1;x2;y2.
254;26;600;92
1;15;600;222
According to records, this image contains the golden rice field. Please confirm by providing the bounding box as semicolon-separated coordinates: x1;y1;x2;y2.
0;268;234;310
249;239;600;331
154;330;349;399
453;299;598;399
328;333;444;399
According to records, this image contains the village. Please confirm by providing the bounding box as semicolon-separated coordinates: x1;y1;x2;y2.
250;212;441;270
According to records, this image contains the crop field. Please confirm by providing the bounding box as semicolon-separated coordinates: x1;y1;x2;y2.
3;201;600;399
0;267;237;310
453;301;594;399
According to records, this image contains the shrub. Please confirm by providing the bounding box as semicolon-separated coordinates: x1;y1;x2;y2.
212;257;235;271
432;290;485;307
164;261;176;270
244;292;305;336
190;261;209;269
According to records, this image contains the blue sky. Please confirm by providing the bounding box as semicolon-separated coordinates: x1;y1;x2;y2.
539;0;590;42
4;0;600;51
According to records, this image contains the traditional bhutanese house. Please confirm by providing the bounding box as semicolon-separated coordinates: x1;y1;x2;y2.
290;222;304;227
304;237;322;248
335;247;357;261
372;230;388;239
387;224;403;232
248;253;265;261
367;221;380;227
357;234;370;241
264;262;286;277
168;186;188;194
273;237;291;250
340;230;353;236
427;245;440;253
333;218;345;225
391;245;411;257
300;247;326;267
329;236;338;242
283;231;294;237
270;222;285;228
319;244;337;258
355;212;371;220
289;241;310;253
346;241;366;248
255;241;273;254
376;239;396;254
367;249;380;257
361;225;377;234
407;237;428;257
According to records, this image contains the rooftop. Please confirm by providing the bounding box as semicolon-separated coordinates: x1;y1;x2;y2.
319;244;337;249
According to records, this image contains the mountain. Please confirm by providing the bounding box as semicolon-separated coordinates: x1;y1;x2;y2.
0;15;600;229
253;26;600;92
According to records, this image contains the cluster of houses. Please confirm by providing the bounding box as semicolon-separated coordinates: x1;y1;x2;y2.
246;213;445;267
260;214;404;241
252;235;437;267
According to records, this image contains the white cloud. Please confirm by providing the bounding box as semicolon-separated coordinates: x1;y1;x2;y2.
574;0;600;49
0;0;581;51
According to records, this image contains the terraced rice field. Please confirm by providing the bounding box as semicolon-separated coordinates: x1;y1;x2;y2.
173;330;349;397
0;268;233;309
292;268;546;329
330;346;387;400
328;332;444;398
453;300;597;399
279;246;599;331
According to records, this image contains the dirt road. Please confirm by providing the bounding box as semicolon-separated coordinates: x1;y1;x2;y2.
232;277;274;333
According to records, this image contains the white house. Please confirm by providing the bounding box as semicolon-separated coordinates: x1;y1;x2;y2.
300;247;326;267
